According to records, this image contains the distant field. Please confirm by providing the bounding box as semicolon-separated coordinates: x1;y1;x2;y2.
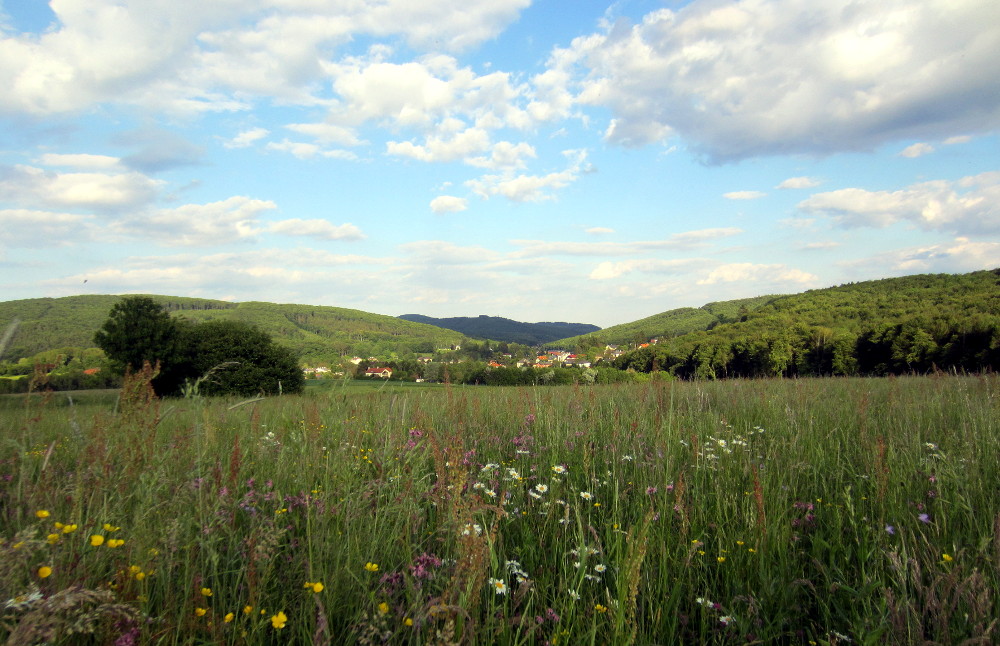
2;376;998;644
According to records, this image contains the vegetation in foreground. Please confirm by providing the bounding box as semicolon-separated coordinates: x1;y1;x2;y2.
2;375;998;644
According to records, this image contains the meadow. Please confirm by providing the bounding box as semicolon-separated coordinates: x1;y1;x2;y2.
1;373;998;644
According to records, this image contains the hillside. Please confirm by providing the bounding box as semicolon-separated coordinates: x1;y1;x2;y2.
0;295;465;364
613;269;1000;378
552;295;777;348
398;314;600;345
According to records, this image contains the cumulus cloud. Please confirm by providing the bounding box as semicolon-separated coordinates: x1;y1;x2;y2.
116;196;277;246
723;190;766;200
0;209;98;246
696;263;819;286
798;171;1000;235
555;0;1000;160
268;218;365;241
265;139;357;160
898;142;934;158
512;227;742;257
430;196;469;214
466;148;588;202
225;127;269;148
777;176;821;189
36;153;122;170
114;127;205;172
848;238;1000;275
589;258;706;280
0;164;163;213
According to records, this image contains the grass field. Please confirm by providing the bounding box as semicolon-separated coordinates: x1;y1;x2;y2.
2;374;998;644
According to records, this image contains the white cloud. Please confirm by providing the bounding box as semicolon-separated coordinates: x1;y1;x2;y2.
0;164;163;212
696;263;819;286
0;209;97;246
944;135;972;145
513;228;742;257
225;127;270;148
36;154;122;170
585;227;615;235
466;148;588;202
265;139;357;160
116;196;277;246
285;122;363;146
268;218;365;241
430;196;469;214
798;171;1000;235
848;238;1000;275
898;142;934;158
589;258;706;280
802;241;841;250
777;176;821;189
387;128;491;163
555;0;1000;160
723;190;766;200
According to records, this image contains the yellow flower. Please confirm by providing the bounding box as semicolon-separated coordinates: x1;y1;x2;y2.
201;587;213;597
36;510;50;519
107;539;125;548
310;582;324;593
37;566;53;578
594;604;608;613
224;612;235;623
736;541;745;546
195;607;207;617
61;523;78;534
271;611;287;629
364;562;379;572
135;572;146;581
378;602;389;615
12;541;24;550
942;553;954;563
103;523;120;532
90;535;105;547
46;533;60;545
404;618;413;626
717;556;726;563
243;605;254;615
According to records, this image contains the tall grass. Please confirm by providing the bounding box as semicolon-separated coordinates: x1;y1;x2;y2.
1;374;998;644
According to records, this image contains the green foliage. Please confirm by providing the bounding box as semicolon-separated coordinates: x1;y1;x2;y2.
181;320;305;396
399;314;600;345
2;376;998;643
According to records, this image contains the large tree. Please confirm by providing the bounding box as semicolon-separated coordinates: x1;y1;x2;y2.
182;320;304;396
93;296;185;394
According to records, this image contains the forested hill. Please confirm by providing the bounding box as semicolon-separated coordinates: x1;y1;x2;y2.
552;295;777;348
398;314;600;345
0;295;464;363
611;269;1000;378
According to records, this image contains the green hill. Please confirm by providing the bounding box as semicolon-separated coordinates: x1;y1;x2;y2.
611;269;1000;378
0;295;465;364
398;314;600;345
552;295;777;348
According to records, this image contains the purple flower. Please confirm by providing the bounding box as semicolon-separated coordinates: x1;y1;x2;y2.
885;524;895;535
918;513;931;524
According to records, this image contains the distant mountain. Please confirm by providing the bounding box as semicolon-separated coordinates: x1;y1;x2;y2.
398;314;600;345
0;295;465;363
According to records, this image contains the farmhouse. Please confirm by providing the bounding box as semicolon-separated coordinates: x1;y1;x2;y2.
365;366;393;378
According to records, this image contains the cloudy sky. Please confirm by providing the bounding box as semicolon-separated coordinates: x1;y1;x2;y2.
1;0;998;327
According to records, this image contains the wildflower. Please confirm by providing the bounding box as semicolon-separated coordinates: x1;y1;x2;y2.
568;589;580;600
942;553;953;563
61;523;78;534
364;562;379;572
36;510;50;519
129;565;142;575
885;524;895;535
717;556;726;563
271;611;287;629
224;612;234;623
594;564;606;573
580;491;593;500
310;582;324;593
918;513;931;523
552;465;567;475
748;548;757;553
535;484;548;494
37;566;52;579
201;587;212;597
135;572;146;581
90;535;105;547
195;607;207;617
103;523;120;532
489;578;508;595
719;616;733;626
594;604;608;613
404;617;414;626
378;602;389;614
46;533;60;545
243;605;254;615
696;597;707;605
107;539;125;548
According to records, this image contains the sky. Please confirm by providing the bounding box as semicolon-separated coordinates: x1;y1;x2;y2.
1;0;998;328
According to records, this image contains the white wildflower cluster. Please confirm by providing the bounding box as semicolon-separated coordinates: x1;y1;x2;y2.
3;588;42;610
569;545;604;581
259;431;281;449
461;523;483;536
923;442;945;461
505;559;530;584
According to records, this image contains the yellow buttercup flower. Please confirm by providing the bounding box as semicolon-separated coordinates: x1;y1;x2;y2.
90;535;105;547
271;611;287;629
36;510;50;519
103;523;120;532
224;612;235;623
201;587;213;597
46;533;60;545
195;607;207;617
61;523;78;534
243;605;254;615
38;566;53;578
594;604;608;613
378;602;389;615
364;562;379;572
107;539;125;548
310;582;324;593
942;553;954;563
404;618;413;626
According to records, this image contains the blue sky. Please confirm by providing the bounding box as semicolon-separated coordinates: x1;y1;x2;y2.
1;0;998;328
